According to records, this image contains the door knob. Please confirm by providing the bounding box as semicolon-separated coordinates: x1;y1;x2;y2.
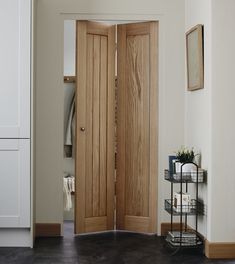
80;127;85;132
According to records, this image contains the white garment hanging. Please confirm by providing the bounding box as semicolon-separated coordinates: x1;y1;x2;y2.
67;175;75;193
63;177;72;211
63;174;75;211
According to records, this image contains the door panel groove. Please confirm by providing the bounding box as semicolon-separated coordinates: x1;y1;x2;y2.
85;34;93;218
92;34;101;217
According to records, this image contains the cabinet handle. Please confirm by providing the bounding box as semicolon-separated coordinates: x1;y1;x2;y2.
80;127;85;132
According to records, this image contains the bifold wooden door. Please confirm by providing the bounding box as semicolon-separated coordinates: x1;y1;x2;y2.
75;21;115;234
75;21;158;234
116;22;158;233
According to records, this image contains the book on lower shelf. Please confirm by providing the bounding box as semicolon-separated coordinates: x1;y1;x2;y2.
166;231;202;246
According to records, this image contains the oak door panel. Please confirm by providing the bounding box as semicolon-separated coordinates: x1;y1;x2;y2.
99;36;108;217
116;22;158;233
85;34;93;218
125;34;150;218
75;21;115;234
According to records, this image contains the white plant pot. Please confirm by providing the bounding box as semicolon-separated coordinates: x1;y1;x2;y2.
182;163;196;173
175;162;196;173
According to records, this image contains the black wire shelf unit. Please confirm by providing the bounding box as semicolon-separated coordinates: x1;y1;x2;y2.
164;162;205;249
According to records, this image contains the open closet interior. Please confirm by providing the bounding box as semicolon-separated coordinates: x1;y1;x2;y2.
63;20;158;235
63;20;76;225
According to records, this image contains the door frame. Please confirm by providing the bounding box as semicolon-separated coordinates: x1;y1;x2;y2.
31;13;163;237
60;14;163;236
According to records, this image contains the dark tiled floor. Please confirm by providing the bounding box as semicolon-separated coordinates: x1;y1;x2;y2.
0;221;234;264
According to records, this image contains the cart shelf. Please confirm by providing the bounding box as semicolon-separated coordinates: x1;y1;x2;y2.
164;169;205;183
166;230;203;248
164;199;204;216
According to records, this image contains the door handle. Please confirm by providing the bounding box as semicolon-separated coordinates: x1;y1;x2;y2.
80;127;85;132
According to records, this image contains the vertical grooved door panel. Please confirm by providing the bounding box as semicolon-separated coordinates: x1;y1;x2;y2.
92;35;101;217
76;21;115;234
116;22;158;234
125;35;150;217
99;36;108;217
85;34;93;218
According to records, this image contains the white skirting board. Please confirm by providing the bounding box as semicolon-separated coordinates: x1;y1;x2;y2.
0;229;32;247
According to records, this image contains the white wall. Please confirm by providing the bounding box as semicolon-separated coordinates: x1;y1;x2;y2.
64;20;76;76
35;0;185;232
185;0;235;243
209;0;235;242
185;0;212;238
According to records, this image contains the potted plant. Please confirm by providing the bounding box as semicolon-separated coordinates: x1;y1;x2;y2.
174;146;197;173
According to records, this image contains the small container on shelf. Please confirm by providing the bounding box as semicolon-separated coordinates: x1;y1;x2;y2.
173;192;190;213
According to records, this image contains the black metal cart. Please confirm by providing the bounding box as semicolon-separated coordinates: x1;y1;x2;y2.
164;162;205;253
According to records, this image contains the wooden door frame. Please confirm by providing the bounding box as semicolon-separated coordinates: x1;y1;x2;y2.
61;14;161;235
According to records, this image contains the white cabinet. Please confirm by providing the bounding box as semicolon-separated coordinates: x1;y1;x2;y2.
0;139;30;227
0;0;32;247
0;0;31;246
0;0;31;138
0;0;31;234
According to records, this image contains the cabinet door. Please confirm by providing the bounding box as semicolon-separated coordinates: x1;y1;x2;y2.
0;0;31;138
0;139;30;227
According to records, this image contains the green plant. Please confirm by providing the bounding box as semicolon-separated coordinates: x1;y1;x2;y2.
175;146;195;163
